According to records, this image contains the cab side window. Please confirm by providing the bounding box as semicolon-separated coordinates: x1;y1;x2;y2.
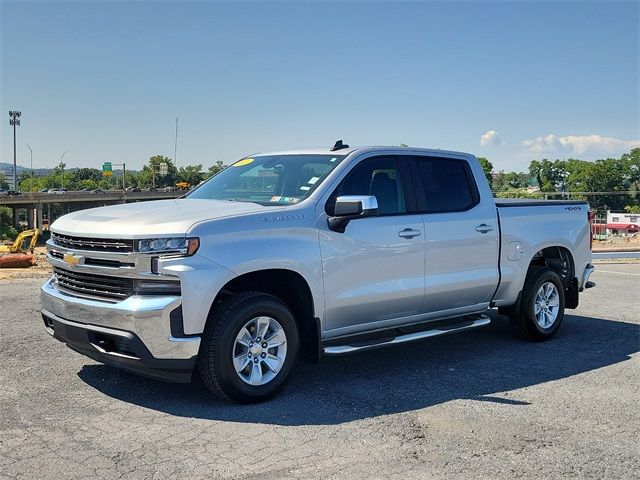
414;157;479;213
327;157;407;215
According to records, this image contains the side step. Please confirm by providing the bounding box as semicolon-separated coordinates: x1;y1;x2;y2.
322;315;491;355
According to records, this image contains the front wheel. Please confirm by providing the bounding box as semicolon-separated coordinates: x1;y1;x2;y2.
510;267;566;341
198;291;299;403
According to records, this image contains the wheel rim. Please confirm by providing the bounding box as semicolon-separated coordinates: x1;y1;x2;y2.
232;316;287;386
534;281;560;329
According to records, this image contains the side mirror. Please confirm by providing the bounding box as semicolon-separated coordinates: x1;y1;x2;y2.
328;195;379;232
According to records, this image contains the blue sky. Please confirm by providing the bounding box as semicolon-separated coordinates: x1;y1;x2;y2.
1;1;638;172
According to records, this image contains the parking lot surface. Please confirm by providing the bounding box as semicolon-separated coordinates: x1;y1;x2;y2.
1;264;639;479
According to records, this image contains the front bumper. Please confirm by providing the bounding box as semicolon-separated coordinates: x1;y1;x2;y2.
41;277;201;382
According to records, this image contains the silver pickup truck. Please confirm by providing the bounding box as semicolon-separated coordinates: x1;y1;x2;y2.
42;143;595;402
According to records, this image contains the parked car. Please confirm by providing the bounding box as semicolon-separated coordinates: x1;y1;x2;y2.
42;144;595;403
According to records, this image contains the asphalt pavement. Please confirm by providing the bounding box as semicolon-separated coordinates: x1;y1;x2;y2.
1;264;638;479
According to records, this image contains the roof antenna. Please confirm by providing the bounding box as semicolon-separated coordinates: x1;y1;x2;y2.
331;140;349;151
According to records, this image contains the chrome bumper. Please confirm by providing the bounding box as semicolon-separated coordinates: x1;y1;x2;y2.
41;277;200;360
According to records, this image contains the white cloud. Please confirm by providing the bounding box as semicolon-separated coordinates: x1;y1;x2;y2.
480;130;503;146
522;134;640;157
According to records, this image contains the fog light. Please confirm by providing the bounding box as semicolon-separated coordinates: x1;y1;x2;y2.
134;279;181;296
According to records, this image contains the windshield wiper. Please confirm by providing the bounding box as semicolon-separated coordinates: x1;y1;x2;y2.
224;198;265;206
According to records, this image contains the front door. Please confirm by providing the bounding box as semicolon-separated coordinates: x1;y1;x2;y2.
318;156;426;337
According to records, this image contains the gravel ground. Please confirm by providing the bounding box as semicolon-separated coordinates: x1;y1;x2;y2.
1;265;639;479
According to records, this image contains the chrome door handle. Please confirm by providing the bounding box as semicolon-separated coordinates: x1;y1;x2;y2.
475;224;494;234
398;228;421;239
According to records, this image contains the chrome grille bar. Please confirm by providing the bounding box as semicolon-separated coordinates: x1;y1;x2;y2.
52;233;134;252
53;267;134;302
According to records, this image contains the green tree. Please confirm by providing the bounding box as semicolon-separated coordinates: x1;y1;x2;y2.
492;171;530;191
621;148;640;205
0;206;18;240
18;175;43;192
178;164;204;186
529;159;567;192
477;157;493;186
0;172;8;190
206;160;226;178
137;155;178;188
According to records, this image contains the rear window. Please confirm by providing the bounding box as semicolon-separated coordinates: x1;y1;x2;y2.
414;157;479;213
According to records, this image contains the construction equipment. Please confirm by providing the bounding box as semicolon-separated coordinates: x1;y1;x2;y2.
0;229;39;268
0;229;39;253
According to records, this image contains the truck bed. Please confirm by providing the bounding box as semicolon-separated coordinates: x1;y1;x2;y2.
495;198;588;208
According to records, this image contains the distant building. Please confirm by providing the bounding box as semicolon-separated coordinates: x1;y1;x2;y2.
606;212;640;234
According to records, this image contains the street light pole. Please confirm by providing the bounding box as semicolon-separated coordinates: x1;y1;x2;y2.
8;111;21;192
26;143;33;193
60;151;68;189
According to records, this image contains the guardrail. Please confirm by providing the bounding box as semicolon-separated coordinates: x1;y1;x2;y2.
0;190;184;206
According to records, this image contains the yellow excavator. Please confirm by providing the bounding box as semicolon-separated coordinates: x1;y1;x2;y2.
0;229;39;268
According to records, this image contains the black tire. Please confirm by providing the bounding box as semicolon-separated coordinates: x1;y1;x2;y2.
198;291;299;403
510;267;565;341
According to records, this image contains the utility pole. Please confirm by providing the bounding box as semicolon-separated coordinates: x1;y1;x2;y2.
174;116;178;166
60;151;68;189
8;111;21;192
26;143;33;193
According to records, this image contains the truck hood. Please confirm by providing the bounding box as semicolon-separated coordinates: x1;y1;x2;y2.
51;199;271;238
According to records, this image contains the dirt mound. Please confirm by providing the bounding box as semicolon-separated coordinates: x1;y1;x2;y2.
0;246;51;280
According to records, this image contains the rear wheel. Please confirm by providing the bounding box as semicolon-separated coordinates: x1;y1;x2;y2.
198;291;299;403
510;267;565;341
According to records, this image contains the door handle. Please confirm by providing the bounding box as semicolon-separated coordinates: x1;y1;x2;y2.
398;228;421;239
475;224;494;234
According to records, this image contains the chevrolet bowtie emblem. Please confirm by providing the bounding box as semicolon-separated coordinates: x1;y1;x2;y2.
63;253;83;266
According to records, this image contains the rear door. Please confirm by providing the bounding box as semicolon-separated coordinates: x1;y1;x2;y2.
318;155;426;337
409;155;499;314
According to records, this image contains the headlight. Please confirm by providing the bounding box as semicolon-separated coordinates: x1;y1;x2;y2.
136;237;199;256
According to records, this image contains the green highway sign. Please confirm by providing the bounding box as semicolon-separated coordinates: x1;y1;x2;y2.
102;162;112;172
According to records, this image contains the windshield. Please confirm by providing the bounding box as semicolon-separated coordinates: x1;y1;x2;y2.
187;154;346;205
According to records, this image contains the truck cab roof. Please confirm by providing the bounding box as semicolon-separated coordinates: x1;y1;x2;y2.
251;146;475;160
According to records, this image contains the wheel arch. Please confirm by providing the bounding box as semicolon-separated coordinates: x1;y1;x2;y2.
206;268;321;362
527;245;575;287
510;244;578;311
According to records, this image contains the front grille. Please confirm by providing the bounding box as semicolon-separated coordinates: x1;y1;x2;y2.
52;233;134;253
53;267;134;302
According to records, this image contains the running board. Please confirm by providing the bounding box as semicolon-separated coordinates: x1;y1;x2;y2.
322;316;491;355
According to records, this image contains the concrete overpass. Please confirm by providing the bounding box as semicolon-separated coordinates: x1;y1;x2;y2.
1;190;184;230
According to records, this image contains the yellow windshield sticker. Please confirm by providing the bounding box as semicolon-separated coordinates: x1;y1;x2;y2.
233;158;254;167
